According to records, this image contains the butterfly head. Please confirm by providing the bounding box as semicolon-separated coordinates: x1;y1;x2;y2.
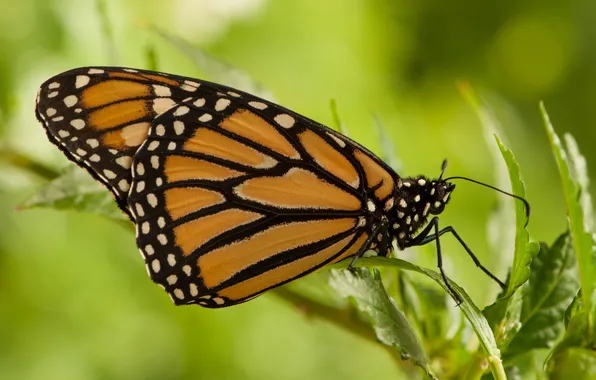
393;177;455;218
389;161;456;244
426;179;456;215
425;158;455;215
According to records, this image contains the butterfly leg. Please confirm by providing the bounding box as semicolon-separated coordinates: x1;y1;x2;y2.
406;217;506;304
403;217;461;304
347;223;385;270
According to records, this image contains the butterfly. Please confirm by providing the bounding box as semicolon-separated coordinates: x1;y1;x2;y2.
35;67;514;307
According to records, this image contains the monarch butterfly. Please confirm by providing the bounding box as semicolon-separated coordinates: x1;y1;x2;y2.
35;67;527;308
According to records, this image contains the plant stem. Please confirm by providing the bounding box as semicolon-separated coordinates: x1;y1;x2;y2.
0;147;60;180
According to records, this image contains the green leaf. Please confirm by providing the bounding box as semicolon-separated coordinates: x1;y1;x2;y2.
494;135;540;298
95;0;118;65
547;347;596;379
373;115;402;172
0;146;60;180
19;166;127;221
564;134;595;232
541;103;596;336
399;274;450;343
505;233;580;358
328;98;350;136
460;84;538;301
339;256;506;380
145;45;158;72
328;268;436;379
483;282;525;351
461;83;516;304
149;25;274;99
480;134;539;357
565;291;582;328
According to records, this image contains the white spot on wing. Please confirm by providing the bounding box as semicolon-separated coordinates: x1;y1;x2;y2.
167;254;176;266
118;179;130;192
274;114;295;128
136;181;145;193
185;80;200;87
180;84;197;92
147;141;160;151
151;259;161;273
103;169;116;179
136;203;145;217
248;101;267;110
147;193;158;207
174;106;190;116
157;234;167;245
88;68;105;74
384;198;394;211
327;133;346;147
174;121;185;135
70;119;85;130
153;85;171;97
198;113;212;122
116;156;132;169
174;289;185;299
215;98;231;111
213;297;225;305
189;283;198;297
86;139;99;148
150;156;159;169
152;98;176;115
75;75;90;88
136;163;145;175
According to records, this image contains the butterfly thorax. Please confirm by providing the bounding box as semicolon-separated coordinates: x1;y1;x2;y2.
388;176;456;250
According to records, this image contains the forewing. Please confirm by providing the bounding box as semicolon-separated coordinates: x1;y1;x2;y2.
36;66;401;307
35;67;204;217
127;93;380;307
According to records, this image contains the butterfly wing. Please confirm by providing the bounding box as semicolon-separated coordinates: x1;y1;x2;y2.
35;67;204;217
128;93;399;307
36;67;400;307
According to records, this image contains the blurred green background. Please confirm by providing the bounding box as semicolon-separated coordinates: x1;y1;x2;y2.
0;0;593;379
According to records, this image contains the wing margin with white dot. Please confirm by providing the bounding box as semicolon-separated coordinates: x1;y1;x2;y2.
126;95;397;307
36;66;402;307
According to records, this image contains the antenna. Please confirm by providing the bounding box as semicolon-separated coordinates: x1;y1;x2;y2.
443;175;531;227
439;159;448;180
